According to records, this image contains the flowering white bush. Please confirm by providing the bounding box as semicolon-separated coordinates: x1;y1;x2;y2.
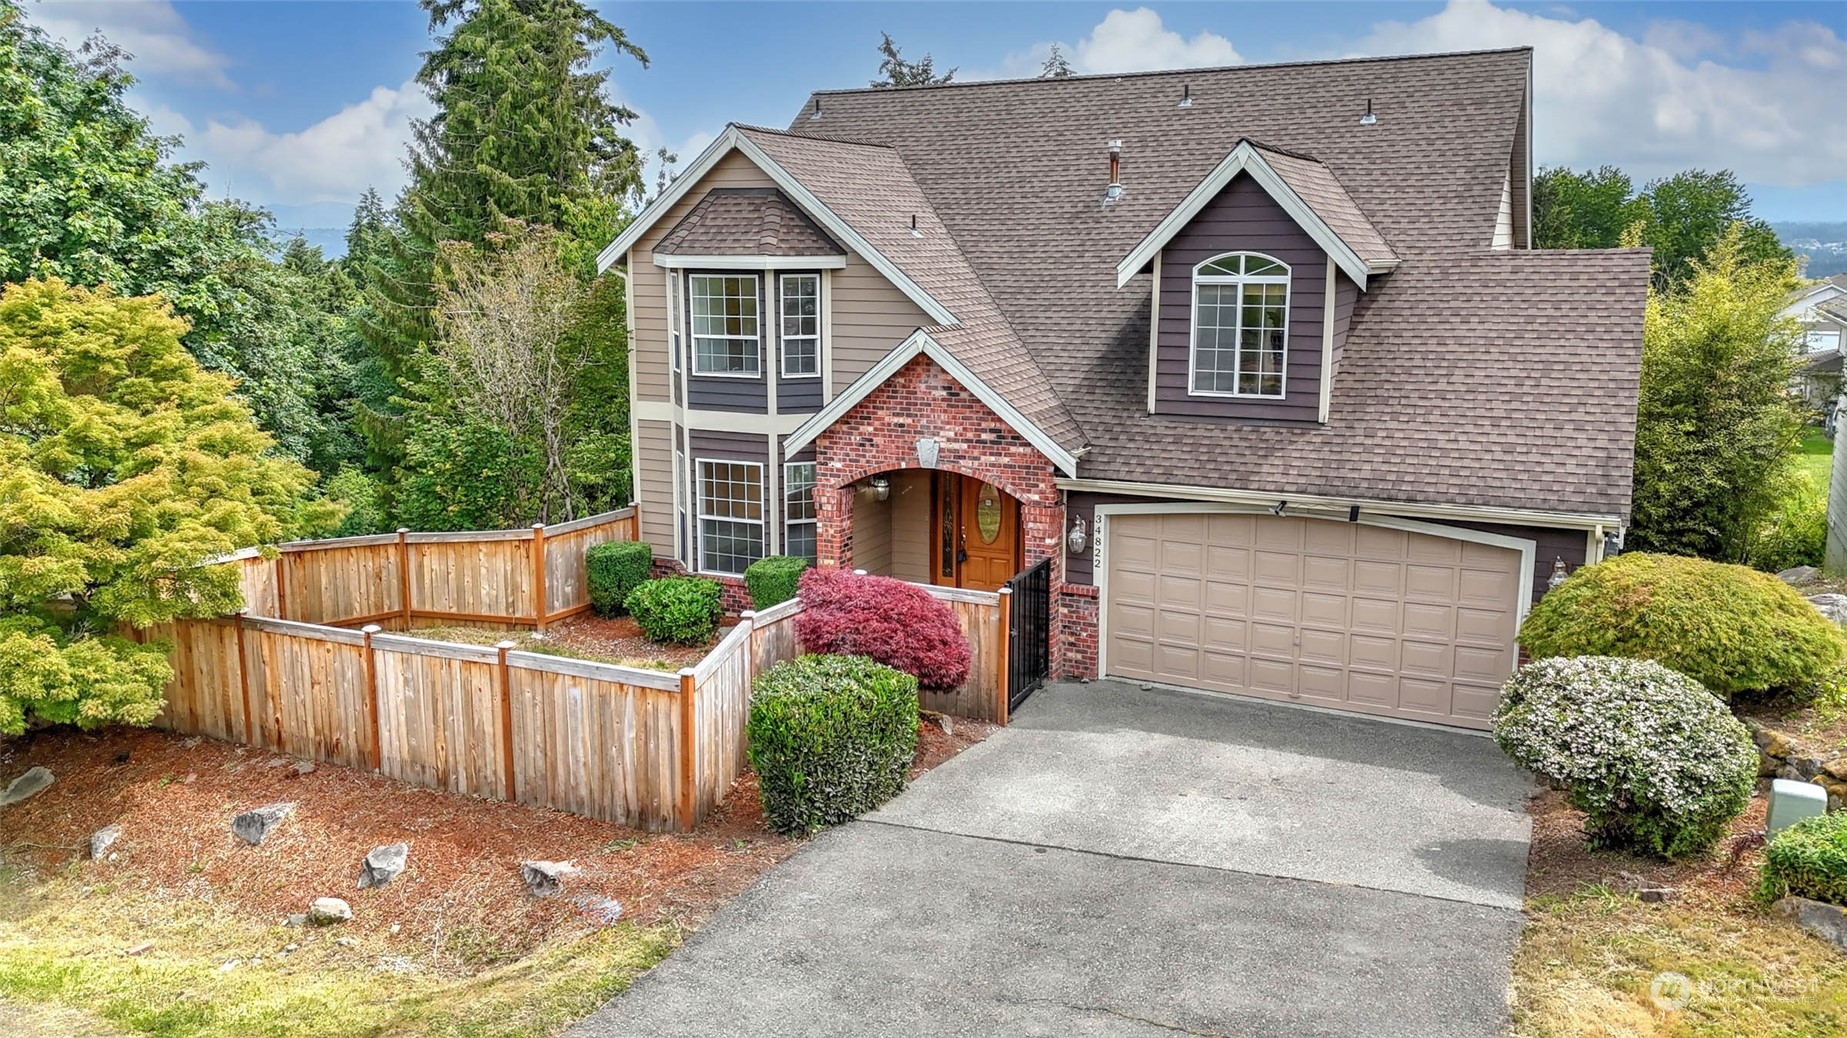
1493;656;1757;859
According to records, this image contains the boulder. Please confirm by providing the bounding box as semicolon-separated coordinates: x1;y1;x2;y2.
356;842;409;889
0;766;54;807
1780;565;1822;586
232;802;296;845
1774;896;1847;952
306;897;352;925
89;824;122;860
1824;758;1847;782
1809;593;1847;626
519;860;578;897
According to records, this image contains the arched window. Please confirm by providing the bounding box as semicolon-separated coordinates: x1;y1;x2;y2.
1190;252;1290;398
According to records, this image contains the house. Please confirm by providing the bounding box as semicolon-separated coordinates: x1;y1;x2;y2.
1784;275;1847;416
596;47;1649;731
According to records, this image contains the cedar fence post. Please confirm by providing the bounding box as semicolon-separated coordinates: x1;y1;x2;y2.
275;549;290;621
496;640;518;803
234;612;256;745
677;667;697;833
531;523;548;631
396;528;413;629
362;624;383;771
995;587;1013;727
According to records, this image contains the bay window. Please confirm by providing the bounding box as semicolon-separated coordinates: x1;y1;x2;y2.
690;274;760;376
697;459;764;574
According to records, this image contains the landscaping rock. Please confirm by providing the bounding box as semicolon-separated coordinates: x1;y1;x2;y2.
1810;593;1847;626
292;761;315;777
125;941;153;956
232;801;296;845
570;894;624;926
519;860;578;897
89;824;122;860
356;842;409;889
1774;896;1847;952
1780;565;1822;586
1825;758;1847;782
306;897;352;925
1607;870;1680;903
284;914;308;927
0;766;54;807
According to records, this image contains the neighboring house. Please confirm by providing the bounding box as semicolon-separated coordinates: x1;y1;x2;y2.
1785;276;1847;415
597;47;1649;731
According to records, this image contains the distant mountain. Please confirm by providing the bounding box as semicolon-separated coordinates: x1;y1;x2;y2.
273;227;348;260
1775;221;1847;279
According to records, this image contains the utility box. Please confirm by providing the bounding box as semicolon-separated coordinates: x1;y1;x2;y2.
1768;779;1828;834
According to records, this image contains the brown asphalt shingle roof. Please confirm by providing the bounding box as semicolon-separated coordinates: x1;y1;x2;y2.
743;48;1644;517
656;188;842;257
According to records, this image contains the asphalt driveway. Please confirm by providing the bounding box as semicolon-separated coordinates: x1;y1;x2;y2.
570;680;1533;1038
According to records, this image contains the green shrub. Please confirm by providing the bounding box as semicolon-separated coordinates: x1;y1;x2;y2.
744;555;810;610
1758;812;1847;906
746;655;920;836
1519;552;1846;700
1494;656;1757;859
586;541;652;617
623;577;722;646
1747;476;1827;574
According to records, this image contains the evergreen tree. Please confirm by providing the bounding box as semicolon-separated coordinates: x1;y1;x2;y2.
871;32;954;87
1040;44;1073;78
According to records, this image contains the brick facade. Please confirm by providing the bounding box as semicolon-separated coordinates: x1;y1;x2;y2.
812;354;1092;679
1058;584;1100;681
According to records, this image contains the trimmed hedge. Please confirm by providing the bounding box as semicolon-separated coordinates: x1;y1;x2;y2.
792;568;971;690
1519;552;1846;700
1758;812;1847;906
624;577;722;646
747;654;920;836
1493;656;1758;859
745;555;810;610
586;541;652;617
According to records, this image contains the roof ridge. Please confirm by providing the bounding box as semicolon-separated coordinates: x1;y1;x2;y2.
731;122;897;151
1242;138;1322;164
807;46;1533;97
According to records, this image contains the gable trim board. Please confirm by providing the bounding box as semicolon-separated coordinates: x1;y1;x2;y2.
783;329;1082;477
1116;140;1397;291
597;125;958;327
655;254;847;270
1057;476;1622;530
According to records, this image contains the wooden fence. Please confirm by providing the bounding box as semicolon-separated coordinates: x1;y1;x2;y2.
143;514;1011;831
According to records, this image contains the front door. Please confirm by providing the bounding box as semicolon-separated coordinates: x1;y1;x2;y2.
931;473;1021;592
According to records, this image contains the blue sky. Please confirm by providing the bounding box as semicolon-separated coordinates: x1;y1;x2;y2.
24;1;1847;232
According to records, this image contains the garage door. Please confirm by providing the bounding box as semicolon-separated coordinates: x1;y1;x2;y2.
1103;512;1525;729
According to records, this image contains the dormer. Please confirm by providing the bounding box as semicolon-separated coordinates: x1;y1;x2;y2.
1118;140;1397;424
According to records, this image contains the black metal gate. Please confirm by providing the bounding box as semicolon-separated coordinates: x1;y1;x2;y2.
1004;558;1051;711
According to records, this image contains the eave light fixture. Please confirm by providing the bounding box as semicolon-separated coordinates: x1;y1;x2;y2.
868;476;891;502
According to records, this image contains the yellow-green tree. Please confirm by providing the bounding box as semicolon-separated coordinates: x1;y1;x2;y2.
0;278;336;734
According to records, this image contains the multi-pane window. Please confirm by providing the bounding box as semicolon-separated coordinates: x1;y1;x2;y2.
697;460;764;575
1191;252;1290;398
689;274;760;375
783;462;817;563
779;274;820;377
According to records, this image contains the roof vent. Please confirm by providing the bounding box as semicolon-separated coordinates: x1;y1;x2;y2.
1178;84;1192;109
1359;99;1376;126
1105;139;1123;201
910;214;922;238
809;97;822;121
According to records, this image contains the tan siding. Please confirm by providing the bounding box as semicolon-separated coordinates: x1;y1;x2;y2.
635;420;676;556
889;471;931;581
832;252;929;386
853;491;893;575
629;152;780;403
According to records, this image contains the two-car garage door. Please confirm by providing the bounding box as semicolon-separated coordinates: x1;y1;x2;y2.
1102;512;1527;730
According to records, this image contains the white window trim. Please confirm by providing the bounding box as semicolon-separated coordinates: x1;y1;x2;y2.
1187;252;1291;400
688;273;763;379
668;270;683;375
778;273;822;380
783;461;817;560
695;457;765;576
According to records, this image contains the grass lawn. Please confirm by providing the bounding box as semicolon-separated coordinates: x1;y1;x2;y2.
1799;429;1833;490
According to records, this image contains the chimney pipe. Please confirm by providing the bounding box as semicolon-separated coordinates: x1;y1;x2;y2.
1107;138;1122;191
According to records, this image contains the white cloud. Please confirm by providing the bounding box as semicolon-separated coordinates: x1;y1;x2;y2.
32;0;235;89
1351;0;1847;188
973;8;1240;81
196;81;432;204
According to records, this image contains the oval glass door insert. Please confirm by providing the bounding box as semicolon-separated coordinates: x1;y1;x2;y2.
976;484;1002;544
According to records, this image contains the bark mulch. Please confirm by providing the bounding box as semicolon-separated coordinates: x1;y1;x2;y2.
1524;786;1770;902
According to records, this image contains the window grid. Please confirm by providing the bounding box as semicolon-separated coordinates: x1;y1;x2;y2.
697;459;764;575
1191;253;1289;399
779;274;820;378
783;462;817;563
690;274;760;376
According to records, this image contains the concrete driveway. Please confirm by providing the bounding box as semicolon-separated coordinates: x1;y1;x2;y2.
570;680;1533;1038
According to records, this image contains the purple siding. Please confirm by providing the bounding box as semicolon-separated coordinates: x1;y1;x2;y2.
1154;174;1327;422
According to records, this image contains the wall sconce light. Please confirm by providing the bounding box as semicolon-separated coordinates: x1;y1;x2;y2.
1547;557;1570;591
868;476;891;502
1066;515;1089;556
1271;500;1288;516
